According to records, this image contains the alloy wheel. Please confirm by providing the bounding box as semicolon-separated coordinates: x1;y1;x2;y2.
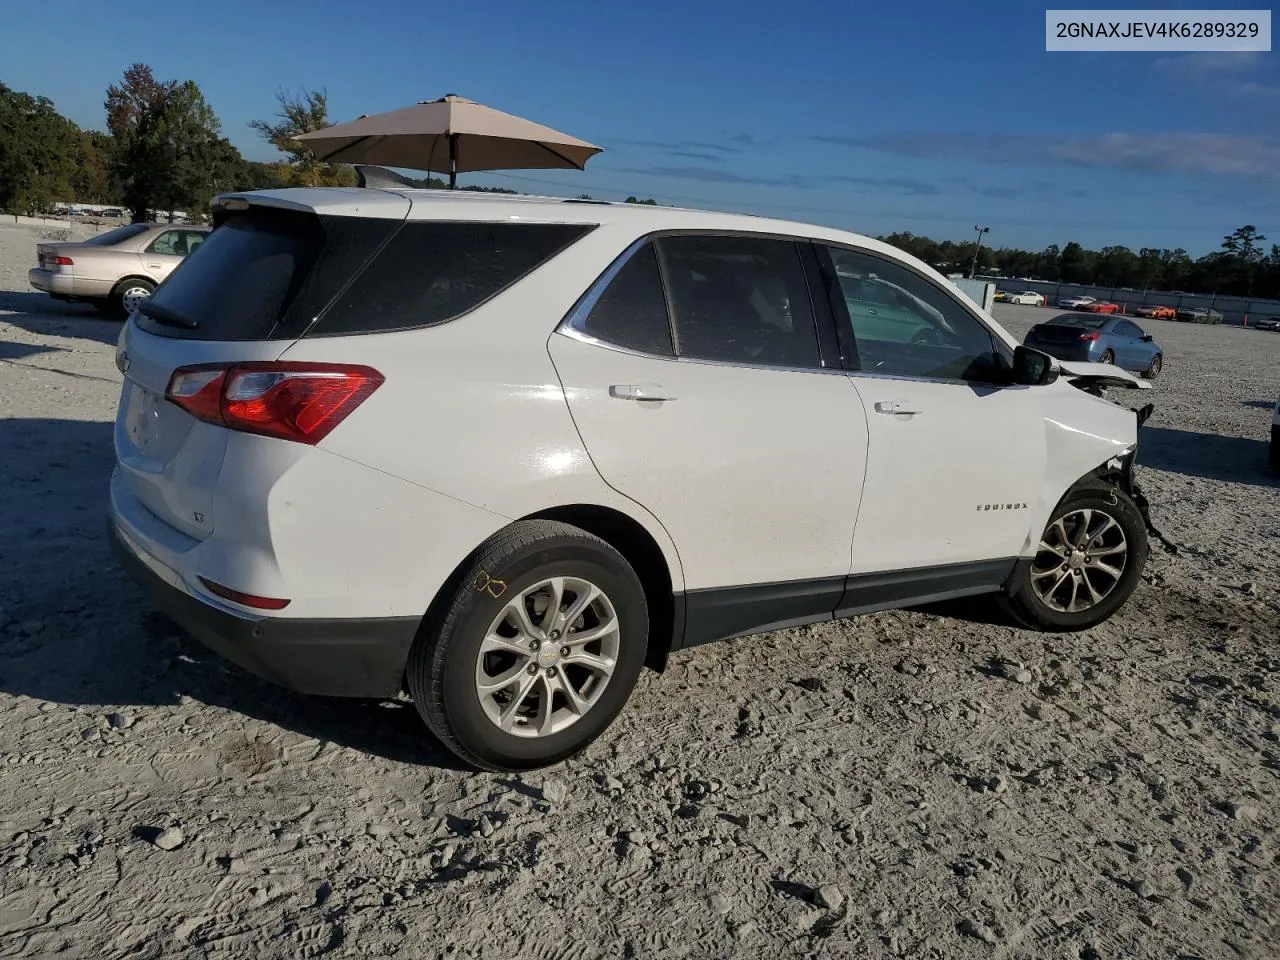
474;576;620;738
1030;508;1129;613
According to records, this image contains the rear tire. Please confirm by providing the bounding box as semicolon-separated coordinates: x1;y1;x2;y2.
109;277;154;319
406;520;649;772
1142;353;1163;379
1002;483;1148;632
1099;349;1115;365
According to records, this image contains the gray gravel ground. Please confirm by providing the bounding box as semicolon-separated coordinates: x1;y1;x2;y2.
1;220;1277;959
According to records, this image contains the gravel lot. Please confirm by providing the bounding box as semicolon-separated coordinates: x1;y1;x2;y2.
1;220;1277;959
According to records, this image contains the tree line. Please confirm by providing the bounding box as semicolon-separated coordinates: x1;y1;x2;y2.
4;66;1272;298
879;225;1279;300
0;66;659;222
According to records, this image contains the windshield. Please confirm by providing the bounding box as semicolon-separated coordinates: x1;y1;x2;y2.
82;223;151;246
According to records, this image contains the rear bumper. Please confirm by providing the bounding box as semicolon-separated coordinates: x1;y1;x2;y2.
29;268;111;299
29;267;73;295
1025;342;1095;362
109;518;420;698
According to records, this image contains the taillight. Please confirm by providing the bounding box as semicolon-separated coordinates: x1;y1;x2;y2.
49;255;74;266
1078;331;1101;341
166;366;226;423
165;362;383;444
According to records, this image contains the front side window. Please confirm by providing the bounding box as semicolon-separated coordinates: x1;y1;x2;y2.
657;234;821;369
577;242;674;356
820;246;1005;382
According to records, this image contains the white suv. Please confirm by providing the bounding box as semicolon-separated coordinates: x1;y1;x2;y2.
110;186;1158;771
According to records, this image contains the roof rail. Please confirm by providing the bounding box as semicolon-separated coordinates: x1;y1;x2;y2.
353;165;422;189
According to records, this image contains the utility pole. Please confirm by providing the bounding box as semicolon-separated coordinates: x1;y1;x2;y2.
969;225;990;279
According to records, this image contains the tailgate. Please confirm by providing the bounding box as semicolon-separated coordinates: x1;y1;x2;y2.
112;195;409;540
115;327;286;540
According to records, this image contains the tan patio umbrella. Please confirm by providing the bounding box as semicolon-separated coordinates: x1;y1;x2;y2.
294;94;602;188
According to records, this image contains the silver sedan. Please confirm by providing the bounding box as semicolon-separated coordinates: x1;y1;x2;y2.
29;222;210;318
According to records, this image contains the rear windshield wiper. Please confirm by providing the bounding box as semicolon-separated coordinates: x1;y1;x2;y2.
136;300;198;330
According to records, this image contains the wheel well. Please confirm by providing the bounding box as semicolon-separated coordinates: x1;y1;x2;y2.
524;505;676;673
111;275;154;296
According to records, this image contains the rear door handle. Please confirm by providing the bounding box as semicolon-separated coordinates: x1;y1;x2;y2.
610;382;677;402
874;400;921;416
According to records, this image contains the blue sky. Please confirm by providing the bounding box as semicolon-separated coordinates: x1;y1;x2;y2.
2;0;1277;254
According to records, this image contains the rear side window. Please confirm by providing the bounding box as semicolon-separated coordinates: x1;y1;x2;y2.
577;243;674;356
658;235;821;369
136;211;397;341
311;222;595;336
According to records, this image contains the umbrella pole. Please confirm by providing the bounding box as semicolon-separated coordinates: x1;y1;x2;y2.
449;133;458;190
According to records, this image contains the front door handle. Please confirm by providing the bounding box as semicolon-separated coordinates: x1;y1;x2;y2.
610;382;677;402
874;400;921;416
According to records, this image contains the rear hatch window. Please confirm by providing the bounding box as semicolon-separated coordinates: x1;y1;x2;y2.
137;207;594;341
136;208;397;342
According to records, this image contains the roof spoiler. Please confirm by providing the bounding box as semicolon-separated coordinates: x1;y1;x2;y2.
353;165;421;189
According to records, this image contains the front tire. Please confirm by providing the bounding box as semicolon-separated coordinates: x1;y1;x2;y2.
406;520;649;772
1002;484;1148;632
1143;353;1163;379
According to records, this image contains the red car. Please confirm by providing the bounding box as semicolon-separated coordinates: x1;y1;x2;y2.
1079;301;1119;314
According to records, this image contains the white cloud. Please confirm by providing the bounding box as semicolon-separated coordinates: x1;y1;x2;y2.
824;132;1280;182
1154;51;1265;74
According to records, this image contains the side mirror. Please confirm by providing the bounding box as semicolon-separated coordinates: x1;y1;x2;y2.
1012;345;1058;386
1141;334;1153;342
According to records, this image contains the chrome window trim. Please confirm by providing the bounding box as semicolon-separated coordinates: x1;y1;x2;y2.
847;369;1024;390
555;324;850;377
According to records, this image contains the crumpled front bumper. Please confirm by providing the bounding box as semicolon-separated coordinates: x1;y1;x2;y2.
1121;402;1178;555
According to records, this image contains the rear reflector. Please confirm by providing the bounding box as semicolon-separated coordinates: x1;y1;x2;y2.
198;577;291;610
166;362;383;444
